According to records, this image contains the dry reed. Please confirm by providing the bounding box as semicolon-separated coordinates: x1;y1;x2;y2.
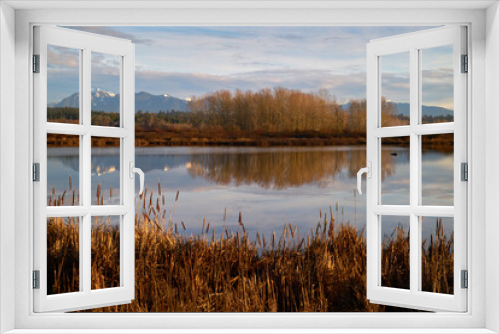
46;183;453;312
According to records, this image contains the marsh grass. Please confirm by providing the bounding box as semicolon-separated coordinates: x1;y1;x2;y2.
46;183;453;312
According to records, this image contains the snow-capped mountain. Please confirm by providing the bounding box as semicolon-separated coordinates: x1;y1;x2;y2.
134;91;189;113
49;89;190;113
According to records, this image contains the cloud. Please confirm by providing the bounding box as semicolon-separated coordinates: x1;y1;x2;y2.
55;25;455;107
47;45;79;68
277;33;305;40
47;45;80;102
421;69;454;109
135;68;367;101
381;72;410;103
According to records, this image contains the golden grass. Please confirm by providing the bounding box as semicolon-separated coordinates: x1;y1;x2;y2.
46;184;453;312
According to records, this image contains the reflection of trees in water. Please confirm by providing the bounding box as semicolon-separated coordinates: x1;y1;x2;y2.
186;149;401;189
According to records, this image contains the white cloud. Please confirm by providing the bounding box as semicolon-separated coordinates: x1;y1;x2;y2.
135;68;367;101
54;25;455;107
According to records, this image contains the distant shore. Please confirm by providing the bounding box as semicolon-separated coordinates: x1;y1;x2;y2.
134;130;367;147
46;130;367;147
47;131;452;153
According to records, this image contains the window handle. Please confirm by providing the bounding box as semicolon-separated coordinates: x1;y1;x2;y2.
357;162;371;195
129;162;145;195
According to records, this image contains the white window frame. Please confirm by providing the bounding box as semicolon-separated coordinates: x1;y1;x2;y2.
33;26;136;313
365;26;467;312
0;1;498;333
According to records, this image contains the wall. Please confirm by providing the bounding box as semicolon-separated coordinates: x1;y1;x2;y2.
11;5;490;331
0;2;16;333
486;2;500;333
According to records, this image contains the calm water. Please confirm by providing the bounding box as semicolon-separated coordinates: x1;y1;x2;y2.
47;145;454;242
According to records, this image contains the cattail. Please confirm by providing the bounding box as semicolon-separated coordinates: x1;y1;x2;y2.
45;177;454;311
96;184;101;203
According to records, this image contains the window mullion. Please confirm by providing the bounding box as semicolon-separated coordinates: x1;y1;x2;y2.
409;47;420;295
82;47;92;294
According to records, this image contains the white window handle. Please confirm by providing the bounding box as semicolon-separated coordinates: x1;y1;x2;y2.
129;161;145;195
357;162;371;195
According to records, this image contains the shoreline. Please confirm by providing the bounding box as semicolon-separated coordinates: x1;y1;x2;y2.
135;132;367;147
47;132;453;153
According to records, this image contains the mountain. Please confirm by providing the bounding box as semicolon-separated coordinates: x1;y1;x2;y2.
49;89;190;113
387;102;453;117
135;91;189;113
341;102;453;117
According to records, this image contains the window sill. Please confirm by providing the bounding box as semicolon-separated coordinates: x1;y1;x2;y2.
4;329;497;334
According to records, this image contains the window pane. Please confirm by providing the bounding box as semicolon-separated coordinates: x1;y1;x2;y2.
92;137;121;205
92;215;121;290
47;45;80;124
381;215;410;290
421;45;454;124
421;217;454;295
47;134;80;206
91;52;121;127
381;137;410;205
47;216;80;295
421;134;454;206
380;52;410;127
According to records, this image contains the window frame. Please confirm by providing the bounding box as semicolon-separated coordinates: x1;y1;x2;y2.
365;26;468;312
33;25;136;313
4;3;495;333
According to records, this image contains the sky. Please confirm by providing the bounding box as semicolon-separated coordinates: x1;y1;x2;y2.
47;26;454;109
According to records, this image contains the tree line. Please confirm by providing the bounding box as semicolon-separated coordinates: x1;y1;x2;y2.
188;88;405;133
47;87;411;134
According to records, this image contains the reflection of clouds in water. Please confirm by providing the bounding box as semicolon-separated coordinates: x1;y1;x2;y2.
386;179;411;186
423;155;453;168
92;165;116;176
422;152;453;206
91;150;121;205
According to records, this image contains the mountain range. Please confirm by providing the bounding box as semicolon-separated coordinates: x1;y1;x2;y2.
50;90;453;117
341;101;453;117
49;88;190;113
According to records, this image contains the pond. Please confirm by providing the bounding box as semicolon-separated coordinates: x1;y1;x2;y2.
47;145;454;242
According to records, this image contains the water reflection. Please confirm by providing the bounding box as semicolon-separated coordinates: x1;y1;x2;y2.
185;148;368;189
47;146;453;240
